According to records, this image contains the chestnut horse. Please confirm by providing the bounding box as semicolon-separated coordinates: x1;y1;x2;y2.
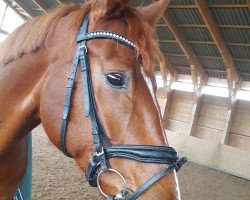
0;0;185;199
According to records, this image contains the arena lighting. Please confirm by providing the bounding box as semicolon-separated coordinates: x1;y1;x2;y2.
155;74;250;101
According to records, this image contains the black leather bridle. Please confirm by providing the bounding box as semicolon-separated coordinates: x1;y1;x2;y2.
60;13;187;200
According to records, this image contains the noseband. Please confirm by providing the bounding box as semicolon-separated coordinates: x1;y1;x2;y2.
60;13;187;200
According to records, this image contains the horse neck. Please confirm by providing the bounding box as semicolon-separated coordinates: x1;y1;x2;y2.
0;49;48;152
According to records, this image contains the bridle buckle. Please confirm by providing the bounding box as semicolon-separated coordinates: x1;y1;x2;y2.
95;147;104;157
79;44;88;52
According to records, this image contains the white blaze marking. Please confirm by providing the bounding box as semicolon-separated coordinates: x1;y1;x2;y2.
141;67;181;199
140;66;166;141
173;170;181;200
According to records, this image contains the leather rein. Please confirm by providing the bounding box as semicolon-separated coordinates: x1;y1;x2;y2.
60;13;187;200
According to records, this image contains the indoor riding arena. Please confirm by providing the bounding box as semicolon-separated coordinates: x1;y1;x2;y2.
0;0;250;200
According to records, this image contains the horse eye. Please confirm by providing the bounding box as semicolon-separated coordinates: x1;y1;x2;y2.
106;73;126;88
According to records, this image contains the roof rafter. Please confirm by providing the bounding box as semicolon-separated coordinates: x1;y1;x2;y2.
3;0;31;21
247;0;250;10
13;0;37;17
0;28;9;35
168;4;248;9
158;51;176;82
195;0;240;84
32;0;50;14
160;9;207;81
55;0;67;5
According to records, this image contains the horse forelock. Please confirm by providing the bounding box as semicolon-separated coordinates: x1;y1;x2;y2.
97;1;162;76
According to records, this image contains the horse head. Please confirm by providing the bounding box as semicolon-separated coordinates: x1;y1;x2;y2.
0;0;186;199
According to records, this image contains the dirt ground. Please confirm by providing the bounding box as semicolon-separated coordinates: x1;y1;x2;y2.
32;126;250;200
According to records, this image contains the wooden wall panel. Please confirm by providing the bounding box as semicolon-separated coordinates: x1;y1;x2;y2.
167;90;194;134
193;95;227;143
228;134;250;150
158;90;250;150
193;126;222;143
197;117;225;131
170;101;193;114
169;119;190;135
170;110;191;123
228;100;250;149
202;95;228;107
199;104;227;120
172;90;194;103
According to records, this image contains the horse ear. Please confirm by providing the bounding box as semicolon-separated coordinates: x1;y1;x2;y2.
138;0;170;26
90;0;128;22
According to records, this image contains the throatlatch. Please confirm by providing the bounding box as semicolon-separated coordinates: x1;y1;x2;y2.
60;13;187;200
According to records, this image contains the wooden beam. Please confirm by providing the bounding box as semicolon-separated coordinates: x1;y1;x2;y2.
188;70;207;136
188;95;202;136
13;0;37;17
195;0;240;85
0;28;9;35
161;9;207;81
168;4;248;9
55;0;67;5
246;0;250;10
0;3;8;30
157;24;250;29
32;0;50;14
3;0;30;21
162;88;174;129
159;39;250;47
158;51;176;81
161;73;177;129
164;53;250;63
221;77;242;144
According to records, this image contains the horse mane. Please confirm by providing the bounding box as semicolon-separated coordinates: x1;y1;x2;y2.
0;1;161;75
0;3;90;66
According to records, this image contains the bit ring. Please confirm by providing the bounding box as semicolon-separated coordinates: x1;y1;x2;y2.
97;168;127;198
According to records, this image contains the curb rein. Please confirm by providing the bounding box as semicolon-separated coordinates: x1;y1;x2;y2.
60;13;187;200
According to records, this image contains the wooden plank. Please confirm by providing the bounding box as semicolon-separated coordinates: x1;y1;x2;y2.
230;123;250;137
170;101;193;114
169;119;189;135
170;110;191;123
173;90;194;102
199;105;227;120
247;0;250;11
232;111;250;124
236;100;250;112
193;125;222;143
228;133;250;150
202;95;228;107
197;117;225;131
166;131;250;180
